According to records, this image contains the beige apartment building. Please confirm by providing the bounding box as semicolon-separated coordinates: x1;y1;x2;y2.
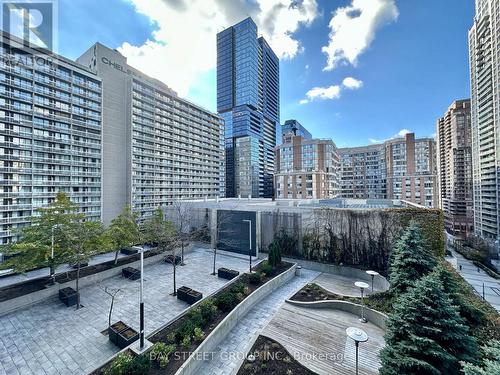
436;100;473;238
385;133;437;207
275;133;340;199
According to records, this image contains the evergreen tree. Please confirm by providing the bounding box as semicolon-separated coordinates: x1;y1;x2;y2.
389;221;437;295
462;339;500;375
380;272;478;375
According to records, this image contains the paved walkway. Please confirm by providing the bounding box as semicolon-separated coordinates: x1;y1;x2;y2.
202;268;320;375
263;304;385;375
446;249;500;312
0;249;249;375
312;273;384;297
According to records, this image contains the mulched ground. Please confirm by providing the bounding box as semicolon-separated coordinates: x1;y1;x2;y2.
290;283;393;314
237;335;317;375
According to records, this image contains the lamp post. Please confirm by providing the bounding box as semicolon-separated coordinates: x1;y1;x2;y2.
133;246;145;349
366;270;379;292
242;219;252;273
354;281;369;323
50;224;62;284
346;327;368;375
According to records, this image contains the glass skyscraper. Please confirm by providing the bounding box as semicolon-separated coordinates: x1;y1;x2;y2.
217;17;279;198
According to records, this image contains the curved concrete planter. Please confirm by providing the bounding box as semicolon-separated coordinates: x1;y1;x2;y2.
282;257;390;291
285;299;388;331
175;263;297;375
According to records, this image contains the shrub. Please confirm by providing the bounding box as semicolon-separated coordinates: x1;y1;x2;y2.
175;320;196;343
216;291;238;312
249;272;262;285
198;299;217;322
260;262;274;277
187;308;206;328
182;335;191;348
105;353;150;375
150;342;175;368
230;282;245;295
193;327;205;343
166;332;176;344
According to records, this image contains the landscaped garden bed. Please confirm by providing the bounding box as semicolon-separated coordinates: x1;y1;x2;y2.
237;335;317;375
91;260;293;375
290;282;394;314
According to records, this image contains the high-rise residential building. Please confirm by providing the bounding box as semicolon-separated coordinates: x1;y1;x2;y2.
0;32;102;244
385;133;437;207
275;132;340;199
436;100;473;238
78;43;224;223
217;17;279;198
469;0;500;240
338;144;386;199
281;119;312;141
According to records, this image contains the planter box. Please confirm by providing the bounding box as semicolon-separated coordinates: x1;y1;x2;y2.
109;321;128;345
177;286;202;304
122;267;140;281
59;287;79;307
120;247;138;255
165;255;182;265
117;327;139;349
218;267;240;280
70;262;88;269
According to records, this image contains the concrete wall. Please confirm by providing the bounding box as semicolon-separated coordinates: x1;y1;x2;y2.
0;251;170;317
283;257;390;291
176;263;297;375
285;299;388;330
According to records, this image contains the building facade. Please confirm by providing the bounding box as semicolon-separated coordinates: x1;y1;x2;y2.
275;133;340;199
338;144;386;199
436;100;473;238
281;119;312;141
0;32;102;244
78;43;224;223
385;133;437;207
217;17;279;198
469;0;500;240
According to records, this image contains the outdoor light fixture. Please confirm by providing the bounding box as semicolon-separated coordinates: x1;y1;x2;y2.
354;281;369;323
366;270;379;292
134;246;145;349
242;219;252;273
346;326;368;375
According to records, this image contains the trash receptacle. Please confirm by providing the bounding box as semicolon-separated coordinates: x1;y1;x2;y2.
295;265;302;276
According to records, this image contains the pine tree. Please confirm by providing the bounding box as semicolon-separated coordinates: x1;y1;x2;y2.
380;272;478;375
462;340;500;375
389;221;437;295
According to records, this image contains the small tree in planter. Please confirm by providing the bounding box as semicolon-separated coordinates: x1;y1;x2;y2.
142;207;177;294
64;220;111;309
268;241;282;268
107;205;141;264
99;284;122;330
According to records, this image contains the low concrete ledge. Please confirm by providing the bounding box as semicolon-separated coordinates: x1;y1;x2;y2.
282;257;390;291
175;263;297;375
285;299;388;331
0;247;194;317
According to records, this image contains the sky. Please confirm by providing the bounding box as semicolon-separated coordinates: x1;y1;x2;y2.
56;0;475;147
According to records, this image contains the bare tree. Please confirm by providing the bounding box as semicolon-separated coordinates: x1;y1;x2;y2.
99;284;122;330
166;200;199;266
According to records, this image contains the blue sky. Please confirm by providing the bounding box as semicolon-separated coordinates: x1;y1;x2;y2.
56;0;474;147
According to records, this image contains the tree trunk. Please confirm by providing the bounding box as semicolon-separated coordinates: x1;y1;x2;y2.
114;250;119;265
76;261;81;309
173;260;177;296
108;296;114;329
181;242;185;265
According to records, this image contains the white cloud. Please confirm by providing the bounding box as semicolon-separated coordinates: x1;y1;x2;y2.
342;77;363;89
369;128;411;143
300;85;341;104
322;0;398;71
119;0;319;98
300;76;363;104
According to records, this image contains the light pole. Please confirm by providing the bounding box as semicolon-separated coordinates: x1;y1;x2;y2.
346;327;368;375
243;219;252;273
50;224;62;284
133;246;145;349
366;270;379;292
354;281;369;323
